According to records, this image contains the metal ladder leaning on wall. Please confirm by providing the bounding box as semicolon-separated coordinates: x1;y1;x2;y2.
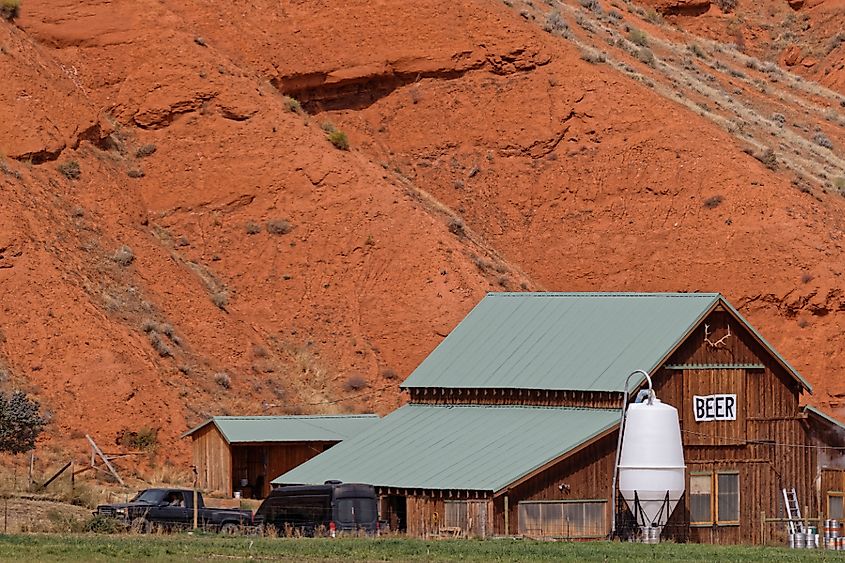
782;487;805;535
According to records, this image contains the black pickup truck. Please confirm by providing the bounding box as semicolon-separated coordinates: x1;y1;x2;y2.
95;488;254;533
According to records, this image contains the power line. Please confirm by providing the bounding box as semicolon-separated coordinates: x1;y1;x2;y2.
680;428;845;451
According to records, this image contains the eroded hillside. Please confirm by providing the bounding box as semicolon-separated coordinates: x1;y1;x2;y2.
1;0;844;463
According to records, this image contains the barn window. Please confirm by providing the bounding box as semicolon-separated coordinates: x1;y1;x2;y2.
518;500;606;538
829;493;845;520
716;472;740;525
690;471;740;526
689;473;712;525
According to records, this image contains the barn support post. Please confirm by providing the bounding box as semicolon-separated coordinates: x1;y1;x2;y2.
192;465;199;530
504;494;509;535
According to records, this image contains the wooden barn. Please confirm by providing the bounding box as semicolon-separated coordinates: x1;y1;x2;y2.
273;292;845;544
183;415;378;498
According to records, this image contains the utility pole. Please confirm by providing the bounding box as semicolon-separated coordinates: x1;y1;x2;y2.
192;465;199;530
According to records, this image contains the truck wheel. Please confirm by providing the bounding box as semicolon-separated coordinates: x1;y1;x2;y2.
219;522;239;535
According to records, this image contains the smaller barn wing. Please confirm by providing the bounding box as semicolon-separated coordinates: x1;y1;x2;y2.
272;404;619;493
181;414;380;444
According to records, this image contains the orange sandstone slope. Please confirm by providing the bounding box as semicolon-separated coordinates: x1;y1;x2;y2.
1;4;521;462
646;0;845;94
1;0;844;464
211;0;845;406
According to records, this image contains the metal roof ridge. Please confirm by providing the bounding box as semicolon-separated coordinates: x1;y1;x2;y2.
487;291;721;298
406;403;619;412
212;414;379;420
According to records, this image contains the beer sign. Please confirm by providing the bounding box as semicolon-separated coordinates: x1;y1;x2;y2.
693;394;737;422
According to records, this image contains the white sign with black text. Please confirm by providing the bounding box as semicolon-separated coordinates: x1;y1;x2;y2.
693;394;737;422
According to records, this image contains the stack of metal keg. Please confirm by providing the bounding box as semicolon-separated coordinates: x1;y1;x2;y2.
788;526;818;549
823;519;845;550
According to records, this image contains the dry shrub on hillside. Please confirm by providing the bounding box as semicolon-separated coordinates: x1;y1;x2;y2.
543;10;568;36
283;96;302;113
266;219;293;235
813;132;833;150
214;372;231;389
581;49;606;64
344;374;368;392
448;217;466;238
703;195;724;209
713;0;737;13
211;290;229;309
112;245;135;267
135;144;157;158
57;160;81;180
0;0;20;20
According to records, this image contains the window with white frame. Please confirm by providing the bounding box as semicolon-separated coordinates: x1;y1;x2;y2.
689;471;739;526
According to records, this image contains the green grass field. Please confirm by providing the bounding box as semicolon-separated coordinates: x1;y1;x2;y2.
1;535;845;562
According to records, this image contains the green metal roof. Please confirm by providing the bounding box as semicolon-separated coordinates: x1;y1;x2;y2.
181;415;380;444
400;292;811;393
272;404;619;493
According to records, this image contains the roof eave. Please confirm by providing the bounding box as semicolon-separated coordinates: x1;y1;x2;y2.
180;418;222;440
492;418;620;497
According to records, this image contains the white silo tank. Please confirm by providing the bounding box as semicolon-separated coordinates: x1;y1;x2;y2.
618;397;685;539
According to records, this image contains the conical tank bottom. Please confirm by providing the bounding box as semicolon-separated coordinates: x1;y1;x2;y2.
618;399;686;528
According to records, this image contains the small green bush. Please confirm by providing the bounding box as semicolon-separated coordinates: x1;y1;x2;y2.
118;427;158;451
58;160;81;180
628;28;648;47
327;130;349;151
0;0;20;20
84;515;126;534
283;96;302;113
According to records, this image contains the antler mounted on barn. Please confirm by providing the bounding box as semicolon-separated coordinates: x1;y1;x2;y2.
704;324;731;348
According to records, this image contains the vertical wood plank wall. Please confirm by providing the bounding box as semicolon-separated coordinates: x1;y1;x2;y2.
191;425;232;496
496;433;618;536
654;310;814;545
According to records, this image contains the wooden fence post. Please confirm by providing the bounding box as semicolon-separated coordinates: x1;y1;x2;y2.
760;511;766;546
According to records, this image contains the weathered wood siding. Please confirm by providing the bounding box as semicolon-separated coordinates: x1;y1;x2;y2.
191;425;231;496
495;433;617;536
653;310;814;545
406;496;445;537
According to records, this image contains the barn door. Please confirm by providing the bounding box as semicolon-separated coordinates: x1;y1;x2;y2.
682;368;747;446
